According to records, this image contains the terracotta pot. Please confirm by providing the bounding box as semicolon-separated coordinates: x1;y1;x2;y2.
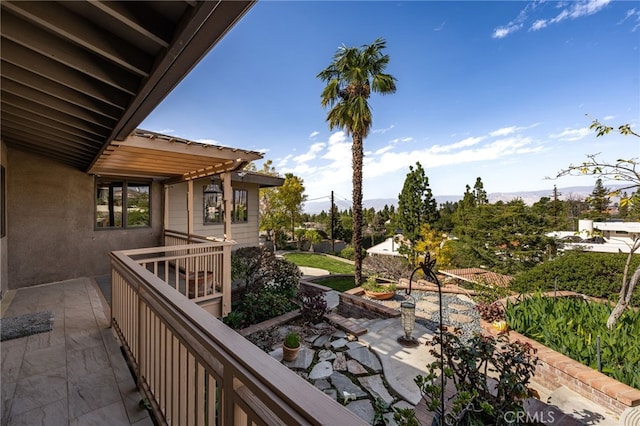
282;344;300;361
364;290;395;300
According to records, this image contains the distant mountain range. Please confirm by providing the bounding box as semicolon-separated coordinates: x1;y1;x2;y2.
303;185;626;214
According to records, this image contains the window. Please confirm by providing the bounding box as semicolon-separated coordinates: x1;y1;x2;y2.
203;186;248;224
96;178;150;229
232;189;248;223
203;183;223;224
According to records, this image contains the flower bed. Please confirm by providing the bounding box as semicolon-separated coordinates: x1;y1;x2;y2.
489;291;640;416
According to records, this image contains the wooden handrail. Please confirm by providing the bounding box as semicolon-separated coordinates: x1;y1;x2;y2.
110;248;365;425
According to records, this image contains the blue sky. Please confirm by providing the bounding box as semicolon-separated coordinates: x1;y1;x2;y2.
141;0;639;206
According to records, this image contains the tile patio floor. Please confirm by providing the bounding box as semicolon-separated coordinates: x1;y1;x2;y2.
1;278;152;426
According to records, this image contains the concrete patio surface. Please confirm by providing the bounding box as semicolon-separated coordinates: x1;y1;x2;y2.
1;278;152;426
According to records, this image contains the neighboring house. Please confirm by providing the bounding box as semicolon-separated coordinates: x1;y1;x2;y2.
366;234;404;257
548;219;640;254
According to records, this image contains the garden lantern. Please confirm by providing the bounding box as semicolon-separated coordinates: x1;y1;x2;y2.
397;263;422;347
398;298;418;347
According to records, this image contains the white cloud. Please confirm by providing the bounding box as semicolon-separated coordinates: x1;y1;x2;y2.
434;21;446;32
389;137;413;144
430;136;485;153
496;0;611;38
157;128;175;134
372;124;395;134
309;131;320;139
549;127;591;142
603;115;615;121
530;19;548;31
293;142;325;163
493;24;521;39
619;8;640;32
489;126;518;137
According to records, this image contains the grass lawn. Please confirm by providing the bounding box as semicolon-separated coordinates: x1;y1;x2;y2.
314;276;356;292
283;252;355;275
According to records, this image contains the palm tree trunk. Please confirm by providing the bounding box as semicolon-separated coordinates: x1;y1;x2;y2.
352;133;364;287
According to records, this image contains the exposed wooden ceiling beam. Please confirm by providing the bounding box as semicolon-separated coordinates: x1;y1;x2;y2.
2;1;152;77
1;10;139;95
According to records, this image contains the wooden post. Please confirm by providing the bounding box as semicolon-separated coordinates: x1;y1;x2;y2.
187;180;194;236
222;172;232;240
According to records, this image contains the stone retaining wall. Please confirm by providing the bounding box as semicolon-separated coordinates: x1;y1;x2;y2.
337;289;401;320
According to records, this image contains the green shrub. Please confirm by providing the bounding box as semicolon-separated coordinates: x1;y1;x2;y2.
238;288;296;325
340;247;355;260
396;329;539;425
510;251;640;306
506;294;640;389
361;276;397;293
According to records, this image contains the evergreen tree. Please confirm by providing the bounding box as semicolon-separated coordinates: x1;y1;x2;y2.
586;178;610;220
473;177;488;205
397;162;439;265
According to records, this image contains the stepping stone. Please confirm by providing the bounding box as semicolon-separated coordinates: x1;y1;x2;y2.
284;347;314;369
304;334;319;343
314;379;331;390
309;361;333;380
347;359;368;375
323;388;338;401
422;295;440;303
314;322;332;330
318;349;336;362
347;346;382;373
358;374;394;405
333;352;347;371
449;313;473;324
329;372;367;399
332;330;347;339
331;338;349;349
346;399;375;424
415;301;440;313
393;401;415;411
449;303;470;312
383;412;398;426
346;341;367;350
313;334;331;348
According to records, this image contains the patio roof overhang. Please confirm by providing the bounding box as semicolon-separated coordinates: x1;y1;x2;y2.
90;129;264;183
0;0;255;172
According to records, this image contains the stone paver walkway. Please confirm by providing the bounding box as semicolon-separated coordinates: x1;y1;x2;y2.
266;321;416;425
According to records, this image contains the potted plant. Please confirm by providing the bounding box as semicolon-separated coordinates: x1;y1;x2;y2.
362;276;397;300
282;331;301;362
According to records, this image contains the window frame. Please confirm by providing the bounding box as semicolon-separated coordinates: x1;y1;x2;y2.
95;177;151;230
203;182;224;225
232;188;248;223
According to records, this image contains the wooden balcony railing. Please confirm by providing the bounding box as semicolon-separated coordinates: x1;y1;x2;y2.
110;246;366;425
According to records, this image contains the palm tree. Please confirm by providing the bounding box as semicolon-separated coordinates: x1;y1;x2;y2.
317;38;396;287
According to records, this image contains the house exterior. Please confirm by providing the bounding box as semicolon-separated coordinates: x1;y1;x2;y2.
548;219;640;254
0;2;366;424
0;1;286;294
366;235;403;257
